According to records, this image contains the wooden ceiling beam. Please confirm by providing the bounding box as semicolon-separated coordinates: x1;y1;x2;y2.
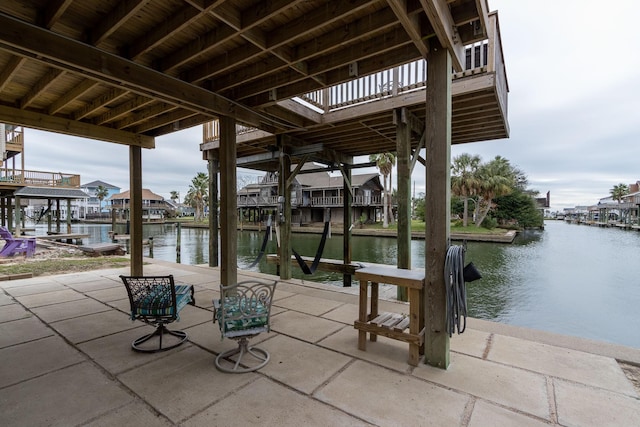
0;12;277;130
93;95;155;125
419;0;465;71
114;102;178;130
42;0;73;29
72;88;128;120
224;29;413;100
127;4;202;61
0;56;26;93
0;104;154;148
386;0;430;58
19;69;65;109
48;79;98;115
188;0;372;84
267;0;372;48
151;113;212;137
242;42;419;107
90;0;150;46
132;110;198;134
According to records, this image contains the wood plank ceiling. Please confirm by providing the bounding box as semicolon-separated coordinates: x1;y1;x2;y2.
0;0;500;165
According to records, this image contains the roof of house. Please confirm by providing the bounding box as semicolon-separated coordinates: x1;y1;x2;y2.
14;187;89;199
109;189;164;201
81;180;119;189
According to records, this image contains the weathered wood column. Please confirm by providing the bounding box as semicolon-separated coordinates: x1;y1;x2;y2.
129;145;143;276
396;108;412;301
278;140;292;280
219;116;237;286
342;162;352;287
425;40;452;369
66;199;72;233
208;154;219;267
14;196;21;235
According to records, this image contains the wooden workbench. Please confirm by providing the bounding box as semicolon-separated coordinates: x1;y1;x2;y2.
354;266;425;366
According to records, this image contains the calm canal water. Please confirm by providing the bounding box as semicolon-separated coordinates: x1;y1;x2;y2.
43;220;640;349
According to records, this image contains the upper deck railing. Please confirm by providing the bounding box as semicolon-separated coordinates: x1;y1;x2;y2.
203;12;506;143
0;169;80;188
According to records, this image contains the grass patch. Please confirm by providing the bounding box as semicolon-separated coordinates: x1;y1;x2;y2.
0;257;130;277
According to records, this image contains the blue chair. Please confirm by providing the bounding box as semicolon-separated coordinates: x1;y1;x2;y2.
213;280;277;373
120;275;194;353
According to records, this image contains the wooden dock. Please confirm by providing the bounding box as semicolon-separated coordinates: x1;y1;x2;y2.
36;233;90;245
78;243;125;257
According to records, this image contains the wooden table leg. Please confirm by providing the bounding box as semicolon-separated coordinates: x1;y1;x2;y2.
418;287;425;356
408;287;420;366
370;281;378;342
358;279;368;351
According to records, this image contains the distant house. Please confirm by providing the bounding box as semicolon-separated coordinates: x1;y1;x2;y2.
80;180;120;218
108;188;170;221
237;163;384;225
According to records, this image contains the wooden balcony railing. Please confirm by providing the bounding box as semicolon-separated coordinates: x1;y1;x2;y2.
238;194;383;207
0;169;80;187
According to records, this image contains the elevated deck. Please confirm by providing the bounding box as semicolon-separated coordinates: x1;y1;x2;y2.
201;13;508;170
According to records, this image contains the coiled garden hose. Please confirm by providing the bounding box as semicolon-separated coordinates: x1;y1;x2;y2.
444;245;467;337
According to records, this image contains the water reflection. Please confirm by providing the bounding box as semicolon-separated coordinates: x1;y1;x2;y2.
32;221;640;348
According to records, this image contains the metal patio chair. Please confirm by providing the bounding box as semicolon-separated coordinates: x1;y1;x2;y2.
213;279;277;373
120;275;194;353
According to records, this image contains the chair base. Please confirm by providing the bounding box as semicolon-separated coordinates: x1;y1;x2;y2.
132;324;188;353
215;336;270;373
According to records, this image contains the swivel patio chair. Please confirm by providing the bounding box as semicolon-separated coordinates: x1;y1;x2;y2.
0;226;36;258
213;279;277;373
120;275;194;353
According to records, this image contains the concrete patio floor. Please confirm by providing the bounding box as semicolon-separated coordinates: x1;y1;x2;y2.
1;258;639;426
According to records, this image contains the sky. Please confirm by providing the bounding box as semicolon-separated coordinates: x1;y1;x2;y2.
20;0;640;212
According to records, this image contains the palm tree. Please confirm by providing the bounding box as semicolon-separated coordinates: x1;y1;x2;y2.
610;183;628;204
451;153;481;227
369;152;396;228
184;172;208;221
474;156;516;226
170;190;180;204
610;183;629;223
95;185;109;217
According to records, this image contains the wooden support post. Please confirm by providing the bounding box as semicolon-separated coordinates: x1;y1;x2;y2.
7;198;13;230
208;154;219;267
129;145;143;276
278;138;292;280
55;199;61;232
219;116;237;286
14;196;21;235
343;162;352;287
396;108;411;302
66;199;72;233
425;40;452;369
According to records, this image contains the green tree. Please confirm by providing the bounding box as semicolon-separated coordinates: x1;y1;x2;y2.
184;172;208;221
451;153;481;227
610;183;629;204
413;192;425;221
95;185;109;215
170;190;180;204
610;183;629;223
369;152;396;228
474;156;518;226
493;189;543;228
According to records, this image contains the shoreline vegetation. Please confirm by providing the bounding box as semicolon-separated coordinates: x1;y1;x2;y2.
0;220;516;278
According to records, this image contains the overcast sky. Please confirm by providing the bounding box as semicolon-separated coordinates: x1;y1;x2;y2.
22;0;640;212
